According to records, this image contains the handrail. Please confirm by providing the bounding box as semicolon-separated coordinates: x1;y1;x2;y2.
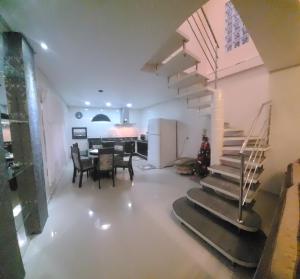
196;11;217;57
237;101;272;223
200;7;219;49
187;18;215;72
186;7;219;89
191;14;216;64
240;100;272;154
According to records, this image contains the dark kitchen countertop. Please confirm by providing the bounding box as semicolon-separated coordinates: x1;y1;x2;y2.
137;140;148;143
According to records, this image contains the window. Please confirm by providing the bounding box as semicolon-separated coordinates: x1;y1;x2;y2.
225;1;249;52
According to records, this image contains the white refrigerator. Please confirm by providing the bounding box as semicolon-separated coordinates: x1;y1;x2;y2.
147;118;177;168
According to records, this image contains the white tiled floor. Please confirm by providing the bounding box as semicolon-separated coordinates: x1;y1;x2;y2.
24;158;255;279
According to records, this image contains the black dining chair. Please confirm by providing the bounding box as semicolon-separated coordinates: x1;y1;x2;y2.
71;145;93;188
114;146;134;181
114;142;124;164
97;147;115;189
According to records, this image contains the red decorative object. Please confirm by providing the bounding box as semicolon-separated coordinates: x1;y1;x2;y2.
195;135;211;177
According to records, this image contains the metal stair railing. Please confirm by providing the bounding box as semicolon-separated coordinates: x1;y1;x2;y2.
237;101;272;223
186;8;219;89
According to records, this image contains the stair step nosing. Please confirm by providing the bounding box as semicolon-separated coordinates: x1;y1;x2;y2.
223;137;259;141
224;128;243;132
172;208;258;267
186;194;258;232
200;180;254;203
207;167;259;183
223;146;269;151
220;157;264;167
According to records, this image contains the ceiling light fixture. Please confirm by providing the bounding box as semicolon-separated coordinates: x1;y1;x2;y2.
88;210;94;217
126;103;132;108
101;224;111;230
40;42;48;50
106;102;111;107
91;114;111;122
85;101;91;106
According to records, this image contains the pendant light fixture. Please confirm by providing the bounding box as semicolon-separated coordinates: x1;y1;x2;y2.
91;114;111;122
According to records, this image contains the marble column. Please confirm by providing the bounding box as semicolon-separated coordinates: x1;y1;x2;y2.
2;32;48;235
0;127;25;279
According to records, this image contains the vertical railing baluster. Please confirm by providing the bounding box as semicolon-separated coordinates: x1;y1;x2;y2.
238;153;245;223
214;46;218;89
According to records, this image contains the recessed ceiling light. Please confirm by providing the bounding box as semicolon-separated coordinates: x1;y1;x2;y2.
126;103;132;108
40;42;48;50
98;89;104;93
85;101;91;106
106;102;111;107
88;210;94;217
101;223;111;230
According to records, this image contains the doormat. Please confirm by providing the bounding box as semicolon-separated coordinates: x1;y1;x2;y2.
137;163;156;171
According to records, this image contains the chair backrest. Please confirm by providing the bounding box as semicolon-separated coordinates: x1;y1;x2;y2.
71;145;82;170
70;145;75;167
92;144;103;149
88;138;101;149
124;141;135;155
128;152;133;165
73;143;79;148
114;142;124;156
102;141;114;148
98;148;114;171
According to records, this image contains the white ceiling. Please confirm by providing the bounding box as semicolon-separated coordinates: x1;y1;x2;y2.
232;0;300;72
0;0;206;109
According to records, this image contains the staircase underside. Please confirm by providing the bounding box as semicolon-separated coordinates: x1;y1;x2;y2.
173;198;266;267
141;32;187;72
168;71;207;89
156;49;199;77
187;188;261;232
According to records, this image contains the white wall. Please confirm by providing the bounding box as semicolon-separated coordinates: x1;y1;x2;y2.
261;65;300;193
215;65;270;133
177;0;263;79
68;107;142;151
140;98;210;158
36;70;69;199
140;66;270;159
